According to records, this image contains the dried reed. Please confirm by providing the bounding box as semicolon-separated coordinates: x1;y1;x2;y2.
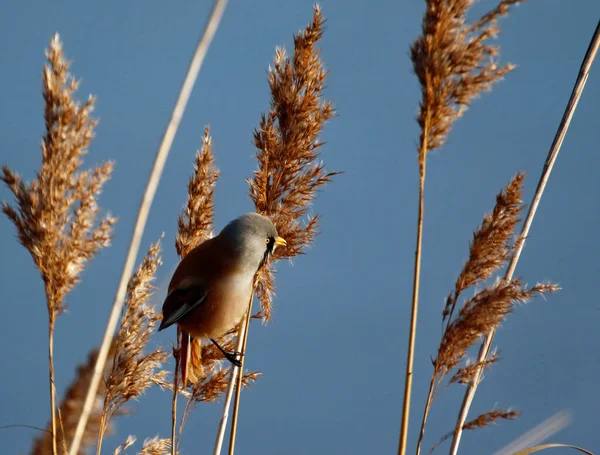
96;241;168;455
113;435;136;455
137;437;175;455
211;310;254;455
31;346;116;455
450;20;600;454
170;334;181;455
69;3;229;453
248;4;337;320
400;1;523;453
415;175;558;455
175;127;219;258
218;6;337;454
1;34;115;455
426;410;519;455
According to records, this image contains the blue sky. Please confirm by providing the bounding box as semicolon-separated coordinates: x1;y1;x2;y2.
1;1;599;454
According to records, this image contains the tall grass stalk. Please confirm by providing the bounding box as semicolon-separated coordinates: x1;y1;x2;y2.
212;317;249;455
449;19;600;455
227;294;254;455
170;329;181;455
398;1;524;453
67;2;229;454
1;35;115;455
399;134;426;455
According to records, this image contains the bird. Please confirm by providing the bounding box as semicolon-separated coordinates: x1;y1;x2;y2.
158;212;286;383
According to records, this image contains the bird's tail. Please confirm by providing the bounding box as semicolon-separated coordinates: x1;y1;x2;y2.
180;332;204;386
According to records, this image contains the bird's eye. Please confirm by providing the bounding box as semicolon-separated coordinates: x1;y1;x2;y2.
265;237;272;244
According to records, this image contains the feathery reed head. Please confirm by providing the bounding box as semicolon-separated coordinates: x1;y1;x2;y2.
113;435;137;455
137;437;175;455
1;34;115;320
437;279;557;374
248;5;337;320
449;350;501;385
175;127;219;258
104;240;168;418
411;0;523;164
31;346;116;455
443;173;525;324
186;366;259;406
463;409;519;430
436;175;558;376
426;409;519;455
418;174;557;452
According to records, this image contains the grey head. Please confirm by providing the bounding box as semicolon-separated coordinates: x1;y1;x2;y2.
220;213;287;272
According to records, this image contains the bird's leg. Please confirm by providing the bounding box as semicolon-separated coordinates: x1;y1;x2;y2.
210;338;243;367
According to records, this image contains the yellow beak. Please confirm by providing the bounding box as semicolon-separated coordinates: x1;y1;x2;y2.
274;237;287;247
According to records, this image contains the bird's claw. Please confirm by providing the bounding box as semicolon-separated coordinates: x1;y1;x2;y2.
209;339;243;367
224;351;243;367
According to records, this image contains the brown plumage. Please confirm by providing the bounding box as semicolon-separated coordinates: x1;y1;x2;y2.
162;236;252;340
159;213;286;384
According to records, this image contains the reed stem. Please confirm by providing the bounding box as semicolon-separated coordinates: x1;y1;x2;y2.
227;294;254;455
399;148;427;455
213;292;254;455
67;2;228;454
171;329;181;455
48;319;57;455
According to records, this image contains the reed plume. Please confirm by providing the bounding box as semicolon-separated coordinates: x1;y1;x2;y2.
425;410;519;455
415;174;558;455
248;5;337;321
113;436;137;455
219;7;337;454
443;173;525;328
137;437;175;455
97;240;168;455
175;127;219;258
2;34;115;455
400;1;524;453
31;346;116;455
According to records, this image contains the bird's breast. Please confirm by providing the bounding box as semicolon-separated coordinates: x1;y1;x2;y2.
180;271;254;339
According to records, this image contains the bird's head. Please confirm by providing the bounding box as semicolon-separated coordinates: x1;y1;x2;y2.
220;213;287;271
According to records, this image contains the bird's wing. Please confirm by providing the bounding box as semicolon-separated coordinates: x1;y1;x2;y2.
158;284;208;331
